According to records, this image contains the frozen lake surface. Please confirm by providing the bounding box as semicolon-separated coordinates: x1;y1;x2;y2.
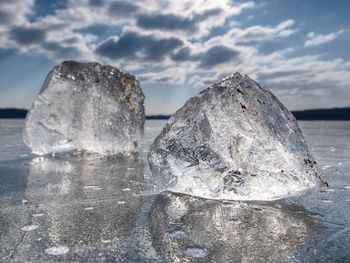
0;119;349;262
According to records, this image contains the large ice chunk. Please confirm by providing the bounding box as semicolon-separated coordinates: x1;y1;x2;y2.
148;73;325;200
24;61;145;155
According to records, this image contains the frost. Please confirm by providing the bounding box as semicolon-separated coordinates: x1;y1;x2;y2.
24;61;145;155
45;246;70;256
21;225;39;231
148;73;325;200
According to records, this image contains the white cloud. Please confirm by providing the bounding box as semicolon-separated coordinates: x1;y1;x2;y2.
138;67;187;84
222;19;297;44
0;0;35;45
305;29;344;47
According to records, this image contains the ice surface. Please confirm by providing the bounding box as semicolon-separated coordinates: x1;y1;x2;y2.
1;120;350;262
24;153;146;250
24;61;145;155
148;73;325;200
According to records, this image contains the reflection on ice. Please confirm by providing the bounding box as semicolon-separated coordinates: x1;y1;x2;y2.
6;152;323;261
26;153;144;246
27;153;144;202
149;192;323;263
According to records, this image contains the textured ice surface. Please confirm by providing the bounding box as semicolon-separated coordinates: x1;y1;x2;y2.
148;73;325;200
1;120;350;262
24;61;145;155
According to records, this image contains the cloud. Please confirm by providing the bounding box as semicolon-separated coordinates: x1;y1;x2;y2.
192;8;222;23
197;46;240;68
95;31;183;62
10;27;46;45
0;9;12;25
171;47;193;62
88;0;104;7
189;73;228;88
169;44;240;68
0;0;34;24
257;70;308;81
276;19;295;31
137;13;195;32
228;19;297;43
0;0;255;62
42;41;81;59
305;30;344;47
1;0;350;112
0;0;34;38
136;8;223;33
108;1;139;16
138;67;186;84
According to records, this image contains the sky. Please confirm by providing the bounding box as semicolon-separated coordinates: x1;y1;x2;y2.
0;0;349;115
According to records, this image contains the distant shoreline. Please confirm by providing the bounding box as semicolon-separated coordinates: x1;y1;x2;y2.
0;107;349;120
292;107;350;121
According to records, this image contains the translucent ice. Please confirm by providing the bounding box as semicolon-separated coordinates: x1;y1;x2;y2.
148;73;326;200
24;61;145;155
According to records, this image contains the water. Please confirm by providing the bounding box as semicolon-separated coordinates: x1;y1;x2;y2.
0;119;349;262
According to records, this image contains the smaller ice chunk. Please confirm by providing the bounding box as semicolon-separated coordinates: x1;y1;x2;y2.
24;61;145;155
